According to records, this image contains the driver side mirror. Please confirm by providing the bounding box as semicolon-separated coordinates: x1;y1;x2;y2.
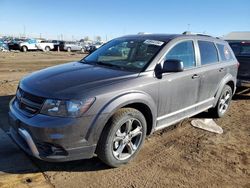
155;59;184;79
162;59;184;73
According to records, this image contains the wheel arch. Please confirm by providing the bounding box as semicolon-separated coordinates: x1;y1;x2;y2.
213;74;236;107
86;92;157;145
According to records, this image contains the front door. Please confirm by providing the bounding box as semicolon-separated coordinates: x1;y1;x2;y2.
157;40;200;129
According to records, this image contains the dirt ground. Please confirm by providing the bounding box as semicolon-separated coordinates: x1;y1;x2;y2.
0;52;249;188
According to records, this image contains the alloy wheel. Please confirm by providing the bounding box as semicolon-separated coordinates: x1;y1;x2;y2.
112;118;143;160
218;89;231;114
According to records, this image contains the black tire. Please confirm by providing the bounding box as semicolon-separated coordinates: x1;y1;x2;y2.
67;47;71;52
45;46;50;52
97;108;147;167
210;85;232;118
22;46;28;52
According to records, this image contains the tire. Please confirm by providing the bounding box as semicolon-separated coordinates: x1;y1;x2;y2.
45;46;50;52
67;47;71;52
97;108;147;167
210;85;232;118
22;46;28;52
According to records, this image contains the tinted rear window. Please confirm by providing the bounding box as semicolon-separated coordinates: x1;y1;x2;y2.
229;42;250;56
216;44;234;61
198;41;219;65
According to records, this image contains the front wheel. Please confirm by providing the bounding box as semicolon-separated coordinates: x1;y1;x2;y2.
97;108;147;167
210;85;232;118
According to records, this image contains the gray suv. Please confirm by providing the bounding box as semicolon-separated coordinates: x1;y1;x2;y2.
59;41;84;52
9;34;238;167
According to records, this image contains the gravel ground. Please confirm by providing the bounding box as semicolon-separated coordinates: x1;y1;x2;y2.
0;52;249;188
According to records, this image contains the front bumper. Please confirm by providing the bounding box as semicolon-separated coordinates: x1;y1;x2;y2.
9;99;97;162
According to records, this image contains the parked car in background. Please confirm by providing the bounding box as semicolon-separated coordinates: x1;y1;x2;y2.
9;34;238;167
36;40;54;52
228;41;250;87
88;41;104;53
19;39;42;52
0;39;9;51
59;41;84;52
51;40;63;51
8;38;25;51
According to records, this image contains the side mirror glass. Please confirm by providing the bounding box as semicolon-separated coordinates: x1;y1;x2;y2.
162;59;184;73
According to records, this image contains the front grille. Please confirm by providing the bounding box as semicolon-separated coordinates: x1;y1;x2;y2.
15;88;45;116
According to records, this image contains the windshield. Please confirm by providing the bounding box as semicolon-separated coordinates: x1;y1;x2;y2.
83;38;165;72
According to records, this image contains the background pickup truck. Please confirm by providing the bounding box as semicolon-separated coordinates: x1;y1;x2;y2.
229;41;250;87
36;41;55;52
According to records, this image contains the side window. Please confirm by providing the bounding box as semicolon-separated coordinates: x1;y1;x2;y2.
216;44;234;61
165;41;196;68
198;41;219;65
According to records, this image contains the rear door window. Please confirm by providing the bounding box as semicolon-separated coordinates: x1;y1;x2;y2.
198;41;219;65
165;40;196;68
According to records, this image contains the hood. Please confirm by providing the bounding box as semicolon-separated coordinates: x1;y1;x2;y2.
20;62;137;99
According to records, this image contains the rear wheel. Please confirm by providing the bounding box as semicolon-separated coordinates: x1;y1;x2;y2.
22;46;28;52
97;108;147;167
210;85;232;118
45;46;50;52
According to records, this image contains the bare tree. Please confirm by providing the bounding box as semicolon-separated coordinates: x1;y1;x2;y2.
95;36;102;42
84;36;90;41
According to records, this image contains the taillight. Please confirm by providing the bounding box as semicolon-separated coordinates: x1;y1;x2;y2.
237;62;240;68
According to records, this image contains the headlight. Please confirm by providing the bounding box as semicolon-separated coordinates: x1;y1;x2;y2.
40;98;95;117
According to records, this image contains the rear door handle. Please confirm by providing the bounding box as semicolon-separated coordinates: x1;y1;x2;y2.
192;74;200;79
219;68;225;72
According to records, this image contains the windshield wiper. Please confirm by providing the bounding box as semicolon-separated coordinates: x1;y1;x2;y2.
80;59;125;70
96;61;125;70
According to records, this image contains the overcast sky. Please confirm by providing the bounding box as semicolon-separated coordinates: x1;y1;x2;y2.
1;0;250;40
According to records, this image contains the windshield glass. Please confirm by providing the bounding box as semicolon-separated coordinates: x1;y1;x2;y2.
83;38;165;72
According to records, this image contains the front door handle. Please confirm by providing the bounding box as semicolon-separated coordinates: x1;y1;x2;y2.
192;74;200;79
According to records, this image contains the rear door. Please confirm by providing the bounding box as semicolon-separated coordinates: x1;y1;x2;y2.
195;40;226;102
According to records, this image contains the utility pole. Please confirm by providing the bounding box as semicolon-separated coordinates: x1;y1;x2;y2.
23;25;26;38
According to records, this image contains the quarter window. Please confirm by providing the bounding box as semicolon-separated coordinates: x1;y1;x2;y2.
216;44;233;61
165;41;196;68
198;41;219;65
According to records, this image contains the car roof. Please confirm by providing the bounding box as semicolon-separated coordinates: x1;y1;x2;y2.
117;34;181;42
117;34;226;44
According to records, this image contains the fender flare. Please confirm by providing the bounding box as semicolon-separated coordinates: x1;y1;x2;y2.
213;73;236;106
86;91;157;144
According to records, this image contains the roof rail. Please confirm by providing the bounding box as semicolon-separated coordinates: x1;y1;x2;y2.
182;31;214;38
182;31;191;35
196;34;212;37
